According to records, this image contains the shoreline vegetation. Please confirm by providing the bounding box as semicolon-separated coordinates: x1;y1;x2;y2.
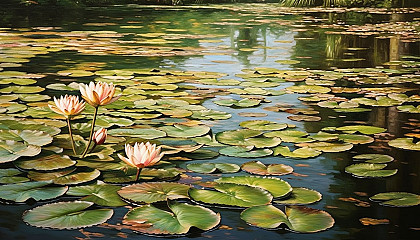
1;0;419;8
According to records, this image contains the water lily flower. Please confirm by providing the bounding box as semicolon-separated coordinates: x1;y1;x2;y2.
79;81;121;107
79;81;121;158
118;142;164;181
48;95;85;118
93;128;107;145
48;95;85;155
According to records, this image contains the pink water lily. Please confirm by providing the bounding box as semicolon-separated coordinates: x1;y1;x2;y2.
48;95;85;118
79;81;121;107
118;142;164;181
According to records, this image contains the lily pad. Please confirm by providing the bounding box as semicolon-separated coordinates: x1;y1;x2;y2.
370;192;420;207
219;146;273;158
397;105;420;113
286;85;330;94
187;163;240;174
214;98;261;108
338;134;374;145
265;130;313;143
103;168;181;183
0;130;52;146
274;187;322;205
216;129;279;148
118;182;190;204
0;168;28;183
215;175;292;198
28;167;100;185
296;142;353;153
273;146;322;159
191;110;231;120
241;161;293;176
123;201;220;235
108;128;166;139
67;181;125;207
334;125;387;135
353;154;394;164
240;205;334;233
345;163;397;178
14;154;76;171
0;181;68;202
0;140;41;163
23;201;113;229
240;120;288;131
388;138;420;151
159;125;210;138
189;183;272;208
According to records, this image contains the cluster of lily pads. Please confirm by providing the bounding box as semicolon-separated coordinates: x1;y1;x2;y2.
1;4;420;237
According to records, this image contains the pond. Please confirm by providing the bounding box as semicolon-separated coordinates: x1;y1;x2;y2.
0;3;420;240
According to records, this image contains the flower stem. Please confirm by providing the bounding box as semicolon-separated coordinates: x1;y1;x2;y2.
81;106;98;158
135;168;142;182
67;118;77;155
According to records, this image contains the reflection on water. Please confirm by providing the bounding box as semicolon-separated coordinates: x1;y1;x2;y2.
0;3;419;240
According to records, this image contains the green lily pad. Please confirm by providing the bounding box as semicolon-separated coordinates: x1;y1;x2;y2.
23;201;113;229
0;181;68;202
0;120;60;136
118;182;190;204
102;168;181;183
198;78;240;86
187;163;240;174
240;120;288;131
317;101;358;109
370;192;420;207
0;168;28;183
264;130;313;143
215;175;292;198
397;105;420;113
240;205;334;233
338;134;374;144
286;85;330;94
219;146;273;158
28;167;101;185
241;161;293;176
0;140;41;163
178;149;220;160
345;163;397;178
189;183;272;208
95;116;134;128
67;181;125;207
108;128;166;139
388;138;420;151
274;187;322;205
0;130;52;146
353;154;394;163
191;110;231;120
123;201;220;235
216;129;279;148
159;125;210;138
296;142;353;152
273;146;322;159
0;86;44;94
334;125;387;135
214;98;261;108
14;154;76;171
310;131;338;141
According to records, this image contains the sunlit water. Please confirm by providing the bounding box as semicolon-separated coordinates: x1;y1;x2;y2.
0;4;419;240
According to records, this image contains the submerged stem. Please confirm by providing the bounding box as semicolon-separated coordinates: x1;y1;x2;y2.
81;106;99;158
135;167;142;182
67;117;77;155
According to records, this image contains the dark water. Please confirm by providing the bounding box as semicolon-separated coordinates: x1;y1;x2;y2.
0;4;419;240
